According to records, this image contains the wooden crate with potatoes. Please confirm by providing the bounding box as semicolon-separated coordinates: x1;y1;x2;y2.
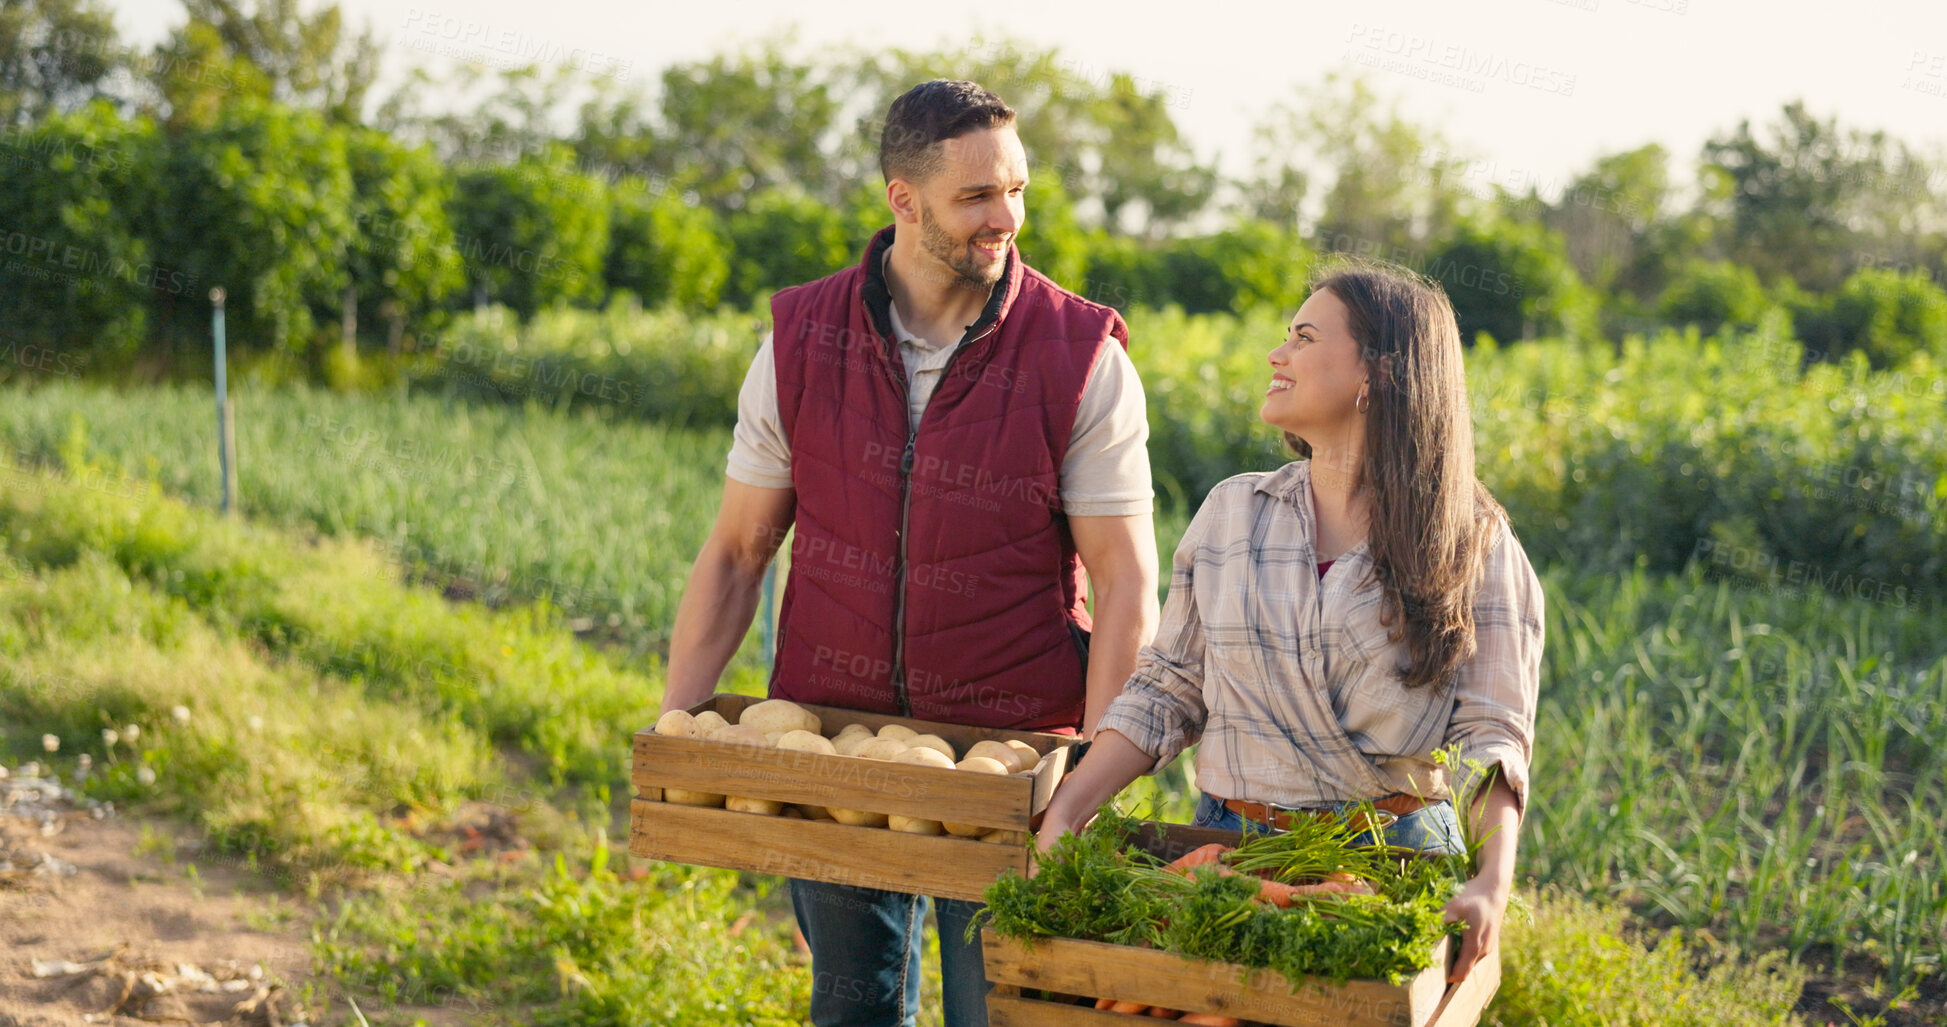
628;694;1080;901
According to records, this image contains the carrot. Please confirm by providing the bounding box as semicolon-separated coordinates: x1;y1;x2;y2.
1095;997;1117;1010
1145;1006;1185;1018
1108;999;1150;1014
1177;1014;1245;1026
1164;843;1231;872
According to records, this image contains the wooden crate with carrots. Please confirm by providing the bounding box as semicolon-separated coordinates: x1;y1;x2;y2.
979;820;1500;1027
627;694;1079;902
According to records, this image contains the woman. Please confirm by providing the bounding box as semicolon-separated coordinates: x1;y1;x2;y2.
1038;261;1544;984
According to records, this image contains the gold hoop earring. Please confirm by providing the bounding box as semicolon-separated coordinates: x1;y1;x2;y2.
1355;385;1370;414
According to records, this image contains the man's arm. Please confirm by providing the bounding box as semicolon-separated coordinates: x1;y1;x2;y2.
1069;513;1159;738
659;479;796;716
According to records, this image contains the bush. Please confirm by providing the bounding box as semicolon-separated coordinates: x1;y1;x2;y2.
1487;890;1808;1026
0;102;162;364
721;187;851;306
448;146;612;318
1828;267;1947;366
1656;260;1769;336
1425;216;1598;345
343;127;465;348
605;180;730;310
154;99;358;353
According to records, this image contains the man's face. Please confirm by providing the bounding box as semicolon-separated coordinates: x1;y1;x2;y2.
907;125;1029;290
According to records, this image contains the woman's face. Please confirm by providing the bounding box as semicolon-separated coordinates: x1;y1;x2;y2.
1260;288;1367;442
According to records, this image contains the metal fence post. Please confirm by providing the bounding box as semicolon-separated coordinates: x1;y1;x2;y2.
211;288;236;516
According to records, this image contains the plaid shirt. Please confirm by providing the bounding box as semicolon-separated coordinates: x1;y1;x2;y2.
1096;461;1545;810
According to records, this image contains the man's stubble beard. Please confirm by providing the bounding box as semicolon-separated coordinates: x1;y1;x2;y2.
919;201;1007;293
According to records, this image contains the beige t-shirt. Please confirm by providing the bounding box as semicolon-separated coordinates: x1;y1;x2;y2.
726;301;1154;517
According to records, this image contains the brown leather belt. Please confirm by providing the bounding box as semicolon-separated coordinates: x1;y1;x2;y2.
1222;793;1427;831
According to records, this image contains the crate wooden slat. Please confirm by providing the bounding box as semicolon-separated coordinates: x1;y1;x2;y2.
630;799;1028;900
982;932;1459;1027
628;695;1079;901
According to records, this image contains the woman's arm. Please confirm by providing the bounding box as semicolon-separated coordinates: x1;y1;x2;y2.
1035;729;1158;856
1442;769;1520;982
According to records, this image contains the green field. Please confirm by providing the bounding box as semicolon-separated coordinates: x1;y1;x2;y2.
3;311;1943;1025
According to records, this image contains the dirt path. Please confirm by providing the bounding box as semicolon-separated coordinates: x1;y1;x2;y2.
1;780;318;1026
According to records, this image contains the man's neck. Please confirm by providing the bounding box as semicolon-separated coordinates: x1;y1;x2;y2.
883;233;994;343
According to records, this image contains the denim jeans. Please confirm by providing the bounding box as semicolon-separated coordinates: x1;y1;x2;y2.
1192;792;1465;854
790;878;989;1027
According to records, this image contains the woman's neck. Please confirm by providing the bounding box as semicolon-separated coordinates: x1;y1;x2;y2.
1307;441;1369;561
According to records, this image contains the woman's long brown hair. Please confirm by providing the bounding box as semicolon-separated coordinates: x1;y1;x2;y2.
1286;259;1506;691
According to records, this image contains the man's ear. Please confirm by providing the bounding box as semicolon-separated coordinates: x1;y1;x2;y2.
886;179;921;225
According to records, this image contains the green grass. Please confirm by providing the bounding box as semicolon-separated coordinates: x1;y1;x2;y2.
0;379;738;663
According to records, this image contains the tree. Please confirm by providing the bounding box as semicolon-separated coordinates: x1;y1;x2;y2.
0;102;161;358
606;182;728;309
1425;216;1595;344
1700;101;1921;292
720;187;849;306
447;145;611;317
1530;144;1676;301
161;0;381;123
343;126;462;349
1655;260;1769;337
1248;72;1473;257
0;0;121;128
154;98;356;351
653;44;838;213
1828;268;1947;366
853;39;1216;236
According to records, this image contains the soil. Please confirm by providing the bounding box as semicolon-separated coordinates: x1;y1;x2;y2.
0;807;316;1026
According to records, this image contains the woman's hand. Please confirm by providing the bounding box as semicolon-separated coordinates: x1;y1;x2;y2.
1440;873;1510;983
1442;769;1522;983
1029;730;1156;875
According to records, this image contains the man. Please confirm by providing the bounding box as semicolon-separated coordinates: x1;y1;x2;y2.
659;79;1158;1027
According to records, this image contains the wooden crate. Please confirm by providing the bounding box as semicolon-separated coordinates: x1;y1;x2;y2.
628;694;1079;901
978;819;1500;1027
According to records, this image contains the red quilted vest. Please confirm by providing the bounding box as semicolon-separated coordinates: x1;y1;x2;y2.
769;227;1129;731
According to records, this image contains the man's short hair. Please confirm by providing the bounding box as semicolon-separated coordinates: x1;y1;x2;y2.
880;79;1017;184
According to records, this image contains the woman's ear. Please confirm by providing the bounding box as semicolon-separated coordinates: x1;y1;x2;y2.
1374;353;1396;386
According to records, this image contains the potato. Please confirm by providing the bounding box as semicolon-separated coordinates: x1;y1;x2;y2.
796;804;833;821
890;747;955;770
979;828;1027;845
654;709;701;738
829;808;889;828
664;789;725;807
965;740;1026;773
709;724;771;747
726;796;784;815
833;732;876;756
850;736;909;761
955;756;1012;775
833;722;873;740
740;699;821;738
943;757;1013;835
777;730;837;755
909;734;957;761
876;723;918;742
1003;740;1041;769
780;806;805;819
693;711;731;735
888;815;944;835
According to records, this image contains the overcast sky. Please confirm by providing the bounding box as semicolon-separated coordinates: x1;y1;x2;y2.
111;0;1947;198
